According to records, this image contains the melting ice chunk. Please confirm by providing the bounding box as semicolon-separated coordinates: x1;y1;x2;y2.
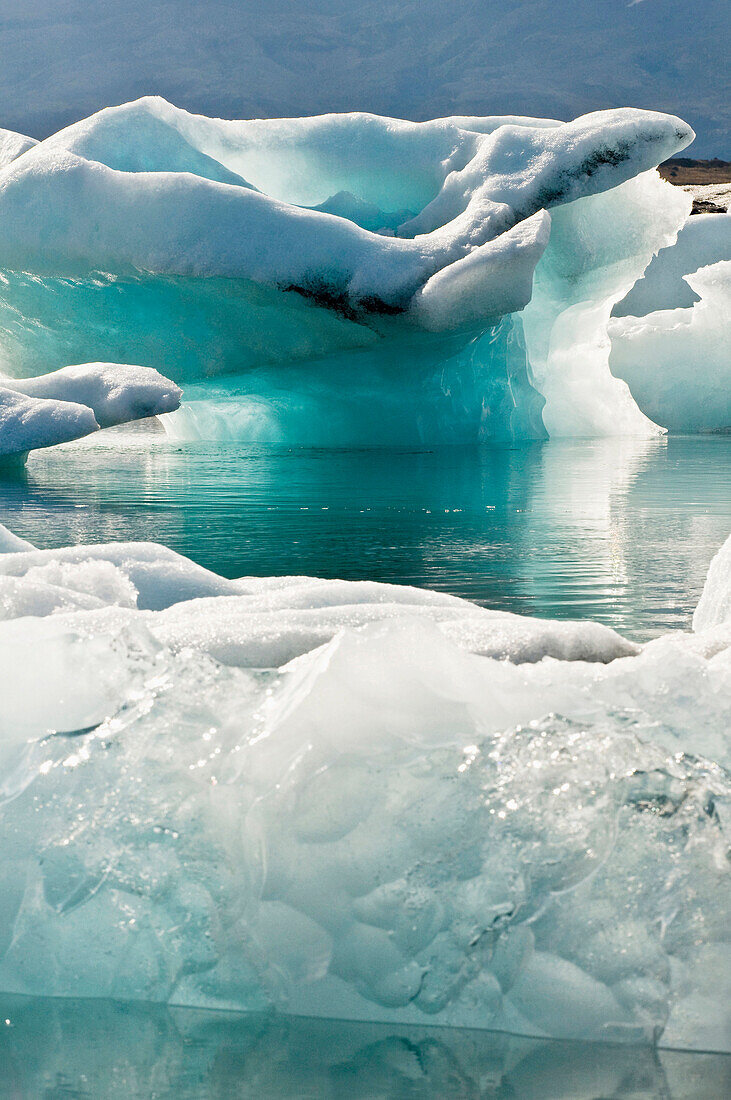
0;362;181;461
0;527;728;1050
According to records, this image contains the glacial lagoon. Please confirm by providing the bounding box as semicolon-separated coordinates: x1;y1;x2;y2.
2;433;729;639
0;90;729;1097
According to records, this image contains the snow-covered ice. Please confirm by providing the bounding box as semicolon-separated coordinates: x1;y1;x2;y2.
0;98;696;444
3;362;182;429
0;362;181;461
0;127;38;169
0;525;728;1051
0;387;99;461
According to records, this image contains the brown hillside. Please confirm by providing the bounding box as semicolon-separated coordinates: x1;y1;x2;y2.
659;158;731;185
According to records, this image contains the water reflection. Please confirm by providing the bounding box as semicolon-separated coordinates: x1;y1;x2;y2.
0;434;729;638
1;996;728;1099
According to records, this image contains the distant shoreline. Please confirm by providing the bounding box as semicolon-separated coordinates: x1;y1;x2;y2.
659;158;731;214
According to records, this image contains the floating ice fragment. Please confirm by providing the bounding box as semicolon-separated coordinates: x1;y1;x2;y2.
2;362;182;429
0;362;181;461
0;541;238;611
0;386;99;461
0;524;35;553
0;525;728;1048
693;532;731;632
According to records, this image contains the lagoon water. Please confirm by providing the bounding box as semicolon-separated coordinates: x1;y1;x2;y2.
1;996;730;1100
1;433;729;640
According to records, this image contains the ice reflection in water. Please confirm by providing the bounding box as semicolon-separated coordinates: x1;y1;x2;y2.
0;433;729;639
1;996;729;1099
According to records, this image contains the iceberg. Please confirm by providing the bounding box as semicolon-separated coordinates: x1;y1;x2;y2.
0;98;694;444
693;527;731;632
0;362;181;462
609;262;731;433
608;213;731;433
0;127;37;169
0;387;98;464
614;212;731;317
0;524;728;1051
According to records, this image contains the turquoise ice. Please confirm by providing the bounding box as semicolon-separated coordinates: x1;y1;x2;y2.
0;98;695;444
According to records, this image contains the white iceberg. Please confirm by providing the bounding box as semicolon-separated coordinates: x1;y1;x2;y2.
614;212;731;317
0;387;99;462
0;526;728;1051
609;261;731;433
608;213;731;433
0;362;182;462
0;98;694;443
0;127;37;169
693;531;731;632
0;523;36;553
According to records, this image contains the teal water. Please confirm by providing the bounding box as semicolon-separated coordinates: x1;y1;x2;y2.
1;996;729;1100
1;435;730;1096
1;433;729;639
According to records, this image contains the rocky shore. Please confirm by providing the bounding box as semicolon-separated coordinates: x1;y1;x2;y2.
660;158;731;213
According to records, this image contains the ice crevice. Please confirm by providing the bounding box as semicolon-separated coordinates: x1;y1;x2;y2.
0;525;728;1051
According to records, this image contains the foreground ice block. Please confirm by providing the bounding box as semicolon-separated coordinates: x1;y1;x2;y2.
0;527;728;1051
0;98;693;443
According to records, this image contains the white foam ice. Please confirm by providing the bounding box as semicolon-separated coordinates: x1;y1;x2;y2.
0;526;728;1051
0;362;181;461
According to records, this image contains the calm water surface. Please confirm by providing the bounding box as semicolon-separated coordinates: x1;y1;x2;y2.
1;996;729;1100
1;433;730;639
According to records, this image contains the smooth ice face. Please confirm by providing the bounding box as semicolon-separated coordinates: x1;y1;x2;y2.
614;213;731;317
0;99;694;444
0;528;728;1051
608;212;731;433
0;363;181;461
610;262;731;433
693;531;731;632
